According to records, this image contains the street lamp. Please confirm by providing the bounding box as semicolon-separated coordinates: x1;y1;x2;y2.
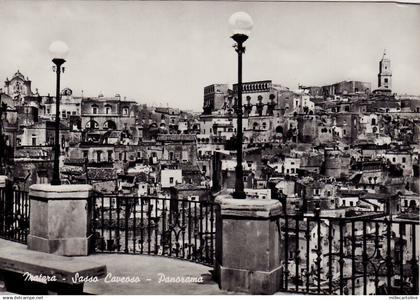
0;100;7;175
49;40;69;185
229;12;253;199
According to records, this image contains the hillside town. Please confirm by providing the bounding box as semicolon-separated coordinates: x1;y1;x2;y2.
0;51;419;295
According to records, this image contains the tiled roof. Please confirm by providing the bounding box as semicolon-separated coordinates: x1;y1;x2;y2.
156;134;196;142
87;168;118;180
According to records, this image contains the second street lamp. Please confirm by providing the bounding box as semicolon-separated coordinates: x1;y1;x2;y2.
229;12;253;199
0;100;6;175
49;40;69;186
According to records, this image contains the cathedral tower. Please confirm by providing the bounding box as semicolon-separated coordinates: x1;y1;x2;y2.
378;50;392;91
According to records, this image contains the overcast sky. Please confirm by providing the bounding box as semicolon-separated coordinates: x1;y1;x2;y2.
1;1;419;111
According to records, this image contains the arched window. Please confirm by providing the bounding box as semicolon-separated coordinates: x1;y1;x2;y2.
276;126;283;134
92;105;98;114
262;122;267;129
122;107;129;116
96;151;102;162
105;105;112;115
371;118;376;126
104;120;117;130
86;120;99;129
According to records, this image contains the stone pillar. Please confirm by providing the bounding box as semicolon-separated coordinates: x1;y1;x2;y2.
0;176;8;188
27;184;93;256
215;193;282;294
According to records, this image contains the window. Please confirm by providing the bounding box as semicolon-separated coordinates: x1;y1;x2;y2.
32;137;36;146
92;105;98;114
122;107;129;116
119;153;123;161
83;151;88;159
402;157;406;163
108;150;113;162
105;105;112;115
392;157;396;163
97;151;102;162
86;120;99;129
384;78;388;83
169;177;174;184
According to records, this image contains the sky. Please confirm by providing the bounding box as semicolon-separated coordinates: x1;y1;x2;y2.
0;1;419;111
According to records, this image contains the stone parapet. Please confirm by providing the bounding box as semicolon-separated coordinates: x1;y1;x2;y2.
27;184;93;256
0;176;8;188
214;193;282;294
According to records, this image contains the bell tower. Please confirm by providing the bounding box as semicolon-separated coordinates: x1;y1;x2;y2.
378;50;392;91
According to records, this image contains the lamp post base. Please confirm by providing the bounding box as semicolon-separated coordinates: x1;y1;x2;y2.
50;178;61;186
232;190;247;199
215;194;282;294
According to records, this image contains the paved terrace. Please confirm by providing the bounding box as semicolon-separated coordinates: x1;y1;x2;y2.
0;239;232;295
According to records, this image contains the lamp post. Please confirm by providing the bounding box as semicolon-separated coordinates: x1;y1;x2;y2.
49;40;69;185
0;100;6;175
229;12;253;199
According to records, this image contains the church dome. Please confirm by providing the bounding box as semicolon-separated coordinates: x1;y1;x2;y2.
13;70;25;80
61;88;73;96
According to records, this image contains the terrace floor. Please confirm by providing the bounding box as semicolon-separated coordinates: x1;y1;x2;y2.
0;239;293;295
80;253;229;295
0;239;232;295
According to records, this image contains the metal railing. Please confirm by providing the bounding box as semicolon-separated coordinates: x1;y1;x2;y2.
0;185;30;244
91;193;218;266
279;213;419;295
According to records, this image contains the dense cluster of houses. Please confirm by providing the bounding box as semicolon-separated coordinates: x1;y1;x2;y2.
0;52;418;293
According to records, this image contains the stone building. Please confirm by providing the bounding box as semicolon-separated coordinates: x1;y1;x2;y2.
203;84;230;115
80;94;137;132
